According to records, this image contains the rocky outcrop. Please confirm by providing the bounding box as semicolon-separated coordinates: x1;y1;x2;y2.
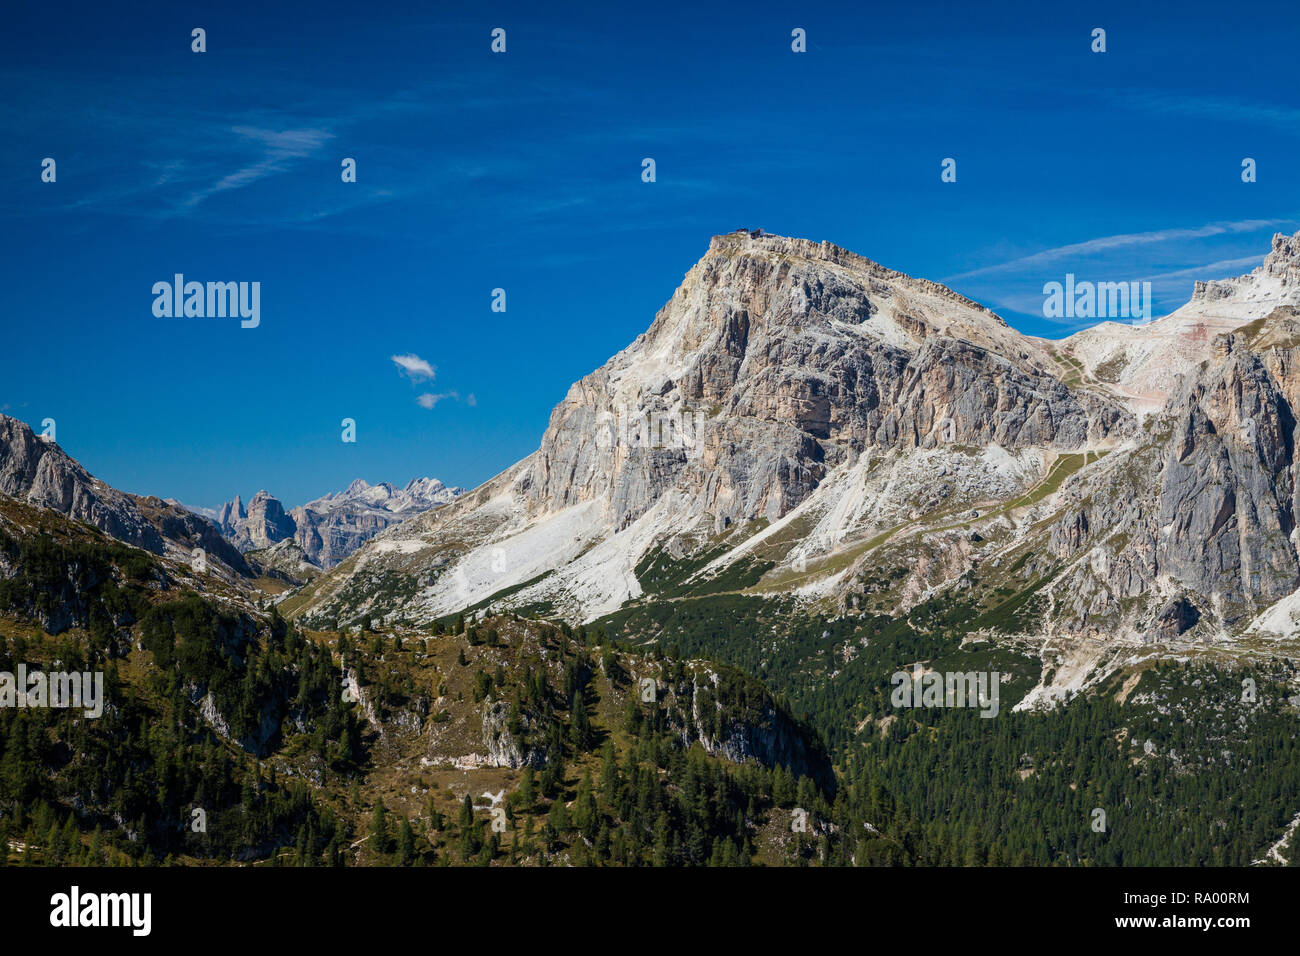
339;666;386;738
524;232;1127;533
476;699;545;769
243;490;296;550
1046;308;1300;635
210;478;461;568
669;666;834;790
244;538;321;586
216;495;245;532
1152;597;1201;641
131;495;252;576
1192;232;1300;306
0;414;163;552
0;414;251;577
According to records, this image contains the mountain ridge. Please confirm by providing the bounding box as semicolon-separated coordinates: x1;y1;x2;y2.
191;477;464;570
8;227;1300;710
282;228;1300;712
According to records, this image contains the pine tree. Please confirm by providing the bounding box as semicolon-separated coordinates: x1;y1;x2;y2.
396;817;415;866
369;800;391;857
570;692;594;752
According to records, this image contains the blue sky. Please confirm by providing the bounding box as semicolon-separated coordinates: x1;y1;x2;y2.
2;0;1298;508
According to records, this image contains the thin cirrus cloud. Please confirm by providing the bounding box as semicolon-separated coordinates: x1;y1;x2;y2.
416;392;458;409
1117;91;1300;135
945;218;1292;283
979;253;1272;333
3;63;593;229
1141;255;1268;284
179;126;335;210
34;118;344;223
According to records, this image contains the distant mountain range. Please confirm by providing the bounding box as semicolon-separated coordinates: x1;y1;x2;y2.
0;414;460;588
177;478;463;571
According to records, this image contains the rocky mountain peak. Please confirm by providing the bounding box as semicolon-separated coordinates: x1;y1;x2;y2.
1191;229;1300;307
403;477;447;496
704;230;1011;330
1266;229;1300;270
520;231;1126;535
203;477;463;570
292;231;1136;626
215;494;246;531
242;490;295;550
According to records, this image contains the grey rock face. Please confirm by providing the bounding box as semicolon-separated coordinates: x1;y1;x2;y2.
478;698;545;769
526;232;1129;533
215;495;245;532
0;413;164;551
1047;309;1300;635
1153;597;1200;640
671;668;834;790
1192;232;1300;306
290;505;389;569
243;490;296;550
211;478;462;568
273;231;1300;639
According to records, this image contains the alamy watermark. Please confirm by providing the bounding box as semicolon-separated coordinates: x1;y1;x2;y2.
1042;275;1152;322
890;664;1000;718
0;665;104;718
50;886;150;936
594;405;707;458
152;275;260;328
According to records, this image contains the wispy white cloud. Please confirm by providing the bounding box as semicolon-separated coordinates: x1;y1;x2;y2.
416;391;457;409
391;353;436;383
1138;255;1267;284
979;254;1273;334
1118;91;1300;134
946;219;1291;282
180;126;335;209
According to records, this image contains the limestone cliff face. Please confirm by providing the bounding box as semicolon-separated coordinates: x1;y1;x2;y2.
216;495;245;532
276;229;1300;645
243;490;296;550
212;479;461;568
678;668;834;790
290;505;389;569
0;414;164;552
290;231;1133;626
1046;308;1300;636
524;232;1128;533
